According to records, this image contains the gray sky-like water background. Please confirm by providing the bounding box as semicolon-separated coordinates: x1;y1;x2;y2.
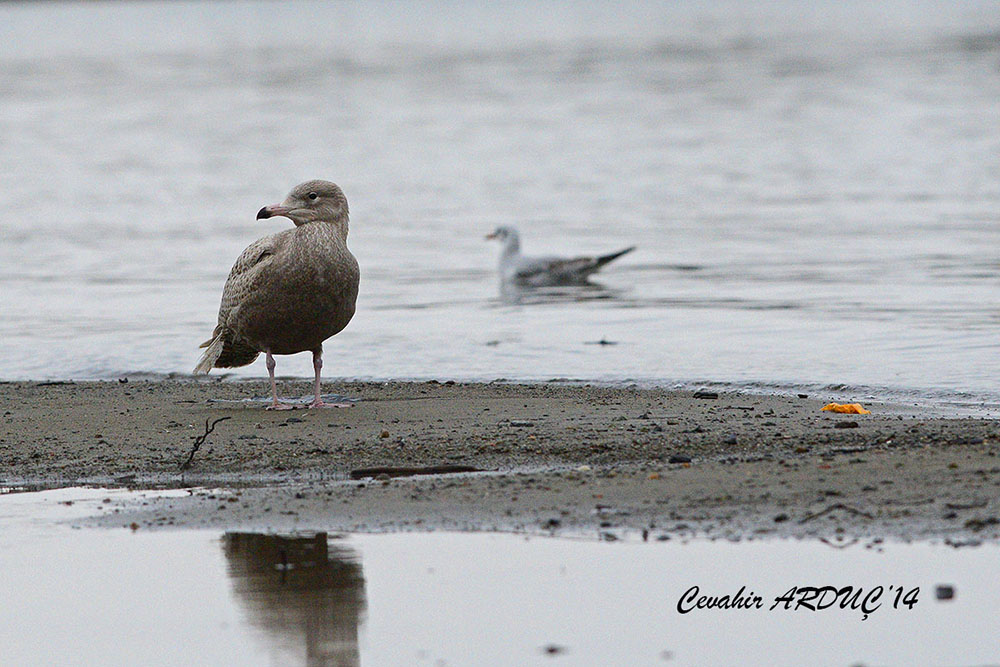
3;1;1000;411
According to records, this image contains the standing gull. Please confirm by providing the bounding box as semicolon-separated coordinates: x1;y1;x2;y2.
194;180;360;410
486;225;634;287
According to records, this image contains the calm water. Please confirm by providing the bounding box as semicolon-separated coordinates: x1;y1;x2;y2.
1;487;998;666
2;1;1000;410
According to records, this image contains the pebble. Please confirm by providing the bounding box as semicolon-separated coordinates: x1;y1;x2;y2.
935;585;955;601
964;517;999;531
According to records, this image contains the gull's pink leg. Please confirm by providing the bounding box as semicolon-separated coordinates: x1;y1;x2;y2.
309;347;353;409
264;351;293;411
309;348;325;408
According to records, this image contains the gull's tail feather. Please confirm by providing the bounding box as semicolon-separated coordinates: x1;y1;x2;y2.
593;246;636;270
193;333;225;374
195;328;261;372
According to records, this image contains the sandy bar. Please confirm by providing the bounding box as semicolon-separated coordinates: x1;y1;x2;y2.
1;379;998;541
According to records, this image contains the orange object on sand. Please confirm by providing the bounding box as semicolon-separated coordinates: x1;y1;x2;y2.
821;403;871;415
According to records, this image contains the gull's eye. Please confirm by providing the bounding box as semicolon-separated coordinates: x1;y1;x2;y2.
307;192;318;201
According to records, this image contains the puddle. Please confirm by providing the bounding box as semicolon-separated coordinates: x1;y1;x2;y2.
0;488;997;665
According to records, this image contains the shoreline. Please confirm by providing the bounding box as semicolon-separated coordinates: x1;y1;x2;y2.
2;379;999;542
14;371;1000;419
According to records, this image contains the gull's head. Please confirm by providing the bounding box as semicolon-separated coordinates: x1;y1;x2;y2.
485;225;518;243
257;180;349;227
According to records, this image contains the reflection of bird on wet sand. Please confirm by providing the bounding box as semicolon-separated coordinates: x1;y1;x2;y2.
486;225;635;287
223;532;365;667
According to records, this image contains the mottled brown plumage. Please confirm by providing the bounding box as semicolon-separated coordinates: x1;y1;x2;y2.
194;180;360;409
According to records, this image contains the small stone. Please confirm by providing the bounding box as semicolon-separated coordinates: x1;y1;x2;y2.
380;430;390;438
964;517;999;532
834;421;859;429
510;420;534;427
693;390;719;399
669;455;691;464
774;513;789;523
935;585;955;601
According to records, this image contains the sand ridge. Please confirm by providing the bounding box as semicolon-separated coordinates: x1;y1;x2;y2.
2;380;998;541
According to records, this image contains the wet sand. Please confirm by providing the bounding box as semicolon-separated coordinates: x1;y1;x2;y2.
2;379;998;541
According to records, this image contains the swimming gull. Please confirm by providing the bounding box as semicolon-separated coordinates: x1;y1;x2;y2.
194;180;360;410
486;225;634;287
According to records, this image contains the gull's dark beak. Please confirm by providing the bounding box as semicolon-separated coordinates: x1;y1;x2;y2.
257;205;292;220
485;231;498;240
